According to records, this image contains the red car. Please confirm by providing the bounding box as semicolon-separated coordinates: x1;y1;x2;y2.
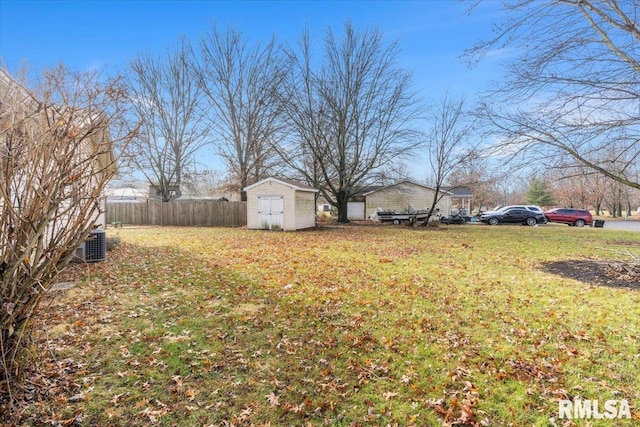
543;208;593;227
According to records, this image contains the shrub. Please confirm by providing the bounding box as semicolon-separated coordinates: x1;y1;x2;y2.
106;236;121;251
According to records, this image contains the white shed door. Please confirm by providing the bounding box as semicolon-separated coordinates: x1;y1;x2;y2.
258;196;284;229
347;202;365;220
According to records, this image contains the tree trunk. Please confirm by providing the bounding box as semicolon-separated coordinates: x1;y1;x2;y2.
420;189;441;226
617;189;622;218
336;190;349;223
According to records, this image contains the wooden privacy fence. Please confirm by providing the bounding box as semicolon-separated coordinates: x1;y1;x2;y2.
106;201;247;227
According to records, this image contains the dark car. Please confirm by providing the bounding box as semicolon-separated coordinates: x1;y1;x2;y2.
440;214;467;224
544;208;593;227
480;207;546;226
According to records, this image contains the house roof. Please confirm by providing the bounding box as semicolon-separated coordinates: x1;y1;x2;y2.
359;180;452;197
351;185;384;197
442;185;473;197
105;187;149;199
0;68;11;88
0;68;32;102
243;177;319;193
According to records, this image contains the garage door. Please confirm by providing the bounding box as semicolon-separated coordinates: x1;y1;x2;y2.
347;202;365;220
258;196;284;229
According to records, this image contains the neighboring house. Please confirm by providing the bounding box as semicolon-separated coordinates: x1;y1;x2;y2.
148;182;242;202
105;187;149;203
149;183;181;201
244;177;318;230
87;125;115;230
442;185;473;216
0;68;115;230
348;180;452;220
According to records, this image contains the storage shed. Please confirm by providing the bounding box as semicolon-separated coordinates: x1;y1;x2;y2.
244;178;318;230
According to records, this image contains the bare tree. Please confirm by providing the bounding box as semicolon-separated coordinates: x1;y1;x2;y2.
182;168;230;198
0;65;132;399
467;0;640;190
448;157;500;214
278;22;422;223
420;93;475;224
549;167;592;208
124;39;209;201
197;25;288;198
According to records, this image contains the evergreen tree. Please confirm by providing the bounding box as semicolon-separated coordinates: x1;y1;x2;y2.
525;178;555;207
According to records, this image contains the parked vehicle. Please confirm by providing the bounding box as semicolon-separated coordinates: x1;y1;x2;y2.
480;205;543;218
371;206;437;224
317;204;332;218
543;208;593;227
376;210;431;224
440;214;467;224
499;205;544;214
480;207;546;226
519;205;544;215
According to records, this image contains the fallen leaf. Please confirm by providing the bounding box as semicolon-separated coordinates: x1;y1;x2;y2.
266;392;280;407
383;391;398;401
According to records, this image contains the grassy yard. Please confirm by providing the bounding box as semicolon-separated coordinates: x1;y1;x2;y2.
10;224;640;426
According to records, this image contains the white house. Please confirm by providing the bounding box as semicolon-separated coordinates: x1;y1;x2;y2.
244;177;318;230
0;68;115;237
348;181;452;220
442;185;473;215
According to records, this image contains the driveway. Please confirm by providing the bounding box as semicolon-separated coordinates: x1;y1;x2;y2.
601;220;640;231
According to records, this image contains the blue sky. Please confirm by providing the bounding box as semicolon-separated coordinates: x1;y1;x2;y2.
0;1;504;96
0;0;505;180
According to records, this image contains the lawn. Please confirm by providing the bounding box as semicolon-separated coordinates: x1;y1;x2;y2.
8;224;640;426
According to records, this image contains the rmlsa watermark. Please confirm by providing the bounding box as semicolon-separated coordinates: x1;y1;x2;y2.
558;399;631;420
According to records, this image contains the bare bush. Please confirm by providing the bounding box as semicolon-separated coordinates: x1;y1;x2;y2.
0;65;133;401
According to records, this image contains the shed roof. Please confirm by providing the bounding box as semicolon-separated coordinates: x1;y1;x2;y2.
244;177;319;193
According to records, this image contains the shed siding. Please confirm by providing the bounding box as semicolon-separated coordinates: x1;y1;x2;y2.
364;183;450;219
295;192;316;229
283;187;296;230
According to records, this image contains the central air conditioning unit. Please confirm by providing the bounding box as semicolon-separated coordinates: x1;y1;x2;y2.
74;229;107;262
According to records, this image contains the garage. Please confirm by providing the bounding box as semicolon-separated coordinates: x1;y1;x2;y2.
347;201;365;220
244;177;318;230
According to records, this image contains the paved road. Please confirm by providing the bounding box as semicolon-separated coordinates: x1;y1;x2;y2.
601;220;640;231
